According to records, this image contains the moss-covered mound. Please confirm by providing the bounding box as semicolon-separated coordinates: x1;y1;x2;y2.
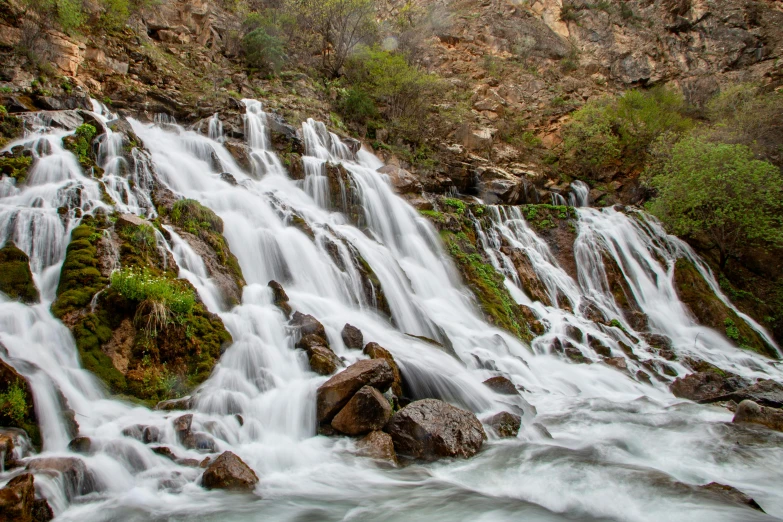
0;241;39;303
0;148;33;185
52;213;234;405
0;358;40;448
0;107;23;148
674;258;777;358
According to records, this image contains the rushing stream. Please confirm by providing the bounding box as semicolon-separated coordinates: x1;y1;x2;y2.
0;100;782;521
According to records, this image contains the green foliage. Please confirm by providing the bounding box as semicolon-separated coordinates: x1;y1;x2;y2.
0;241;39;303
560;88;693;176
337;87;378;124
724;318;740;341
111;268;196;317
242;28;286;74
170;199;223;234
442;198;466;214
645;136;783;267
0;382;28;423
52;220;108;317
559;3;580;22
0;155;33;184
0;109;23;148
63;124;97;167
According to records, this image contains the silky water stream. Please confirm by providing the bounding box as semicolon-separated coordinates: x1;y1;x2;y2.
0;100;781;521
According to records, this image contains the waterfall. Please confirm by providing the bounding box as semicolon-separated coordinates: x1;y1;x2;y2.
568;180;590;207
1;100;782;522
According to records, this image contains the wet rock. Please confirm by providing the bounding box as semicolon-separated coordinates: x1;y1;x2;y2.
485;411;521;438
290;311;326;339
296;333;329;351
173;414;193;442
699;482;764;512
0;432;16;469
331;385;392;436
0;473;35;522
308;345;342;376
201;451;259;491
67;437;93;455
341;324;363;350
386;399;486;461
0;359;39;448
151;446;178;461
732;400;783;432
604;357;628;371
143;426;161;444
363;342;404;398
154;396;193;411
0;241;39;303
219;172;237;186
26;457;95;498
356;430;397;466
587;335;612;357
0;428;30;469
670;371;747;403
316;359;394;423
32;498;54;521
482;376;519;396
533;423;553;439
121;424;144;440
183;432;218;453
728;380;783;409
224;140;252;171
268;280;292;317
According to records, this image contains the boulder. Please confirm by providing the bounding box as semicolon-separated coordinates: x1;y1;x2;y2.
67;437;93;455
363;342;403;398
732;400;783;432
377;165;422;194
386;399;486;461
154;396;193;411
308;345;341;376
341;324;363;350
0;241;39;303
173;414;193;442
482;376;519;396
183;432;218;453
32;498;54;521
331;386;392;436
290;311;326;339
356;430;397;466
0;473;35;522
728;379;783;408
201;451;258;491
485;411;521;438
316;359;394;423
670;371;747;403
268;280;292;317
296;333;329;351
26;457;95;499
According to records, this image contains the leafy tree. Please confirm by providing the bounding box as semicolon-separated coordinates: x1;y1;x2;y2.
287;0;377;77
242;28;286;73
645;136;783;268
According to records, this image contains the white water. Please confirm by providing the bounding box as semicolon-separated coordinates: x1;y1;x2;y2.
0;101;781;521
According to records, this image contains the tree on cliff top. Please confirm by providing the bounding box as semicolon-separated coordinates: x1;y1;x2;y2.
645;136;783;268
287;0;377;78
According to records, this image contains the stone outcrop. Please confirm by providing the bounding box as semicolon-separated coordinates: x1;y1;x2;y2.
386;399;486;461
670;371;747;403
201;451;259;491
482;376;519;396
363;342;404;398
331;385;392;436
732;400;783;432
316;359;394;424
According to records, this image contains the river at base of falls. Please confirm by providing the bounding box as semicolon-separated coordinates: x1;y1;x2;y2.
0;100;782;522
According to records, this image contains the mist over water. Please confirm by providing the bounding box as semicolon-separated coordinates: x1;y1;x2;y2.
0;99;781;521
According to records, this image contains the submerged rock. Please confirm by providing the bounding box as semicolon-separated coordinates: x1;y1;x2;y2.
331;385;392;436
341;324;363;350
670;371;747;403
732;400;783;432
699;482;764;512
356;430;398;466
316;359;394;423
386;399;486;461
485;411;521;438
268;280;292;317
201;451;258;491
67;437;93;455
26;457;95;499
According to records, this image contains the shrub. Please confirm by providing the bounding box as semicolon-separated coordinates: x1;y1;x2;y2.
242;28;286;74
0;383;28;423
337;87;378;124
645;136;783;268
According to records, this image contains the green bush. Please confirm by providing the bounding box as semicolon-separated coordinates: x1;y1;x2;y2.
645;136;783;268
0;382;28;423
337;87;378;124
242;28;286;74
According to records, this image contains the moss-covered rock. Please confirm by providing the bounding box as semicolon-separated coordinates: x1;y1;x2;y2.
0;241;39;303
0;358;40;448
0;148;33;184
0;109;23;148
62;124;98;170
674;258;776;358
325;162;363;226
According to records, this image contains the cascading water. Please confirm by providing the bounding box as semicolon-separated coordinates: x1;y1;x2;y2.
1;100;782;522
568;180;590;207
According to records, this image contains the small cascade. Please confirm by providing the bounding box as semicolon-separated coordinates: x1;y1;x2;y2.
1;98;782;521
207;113;224;143
568;180;590;207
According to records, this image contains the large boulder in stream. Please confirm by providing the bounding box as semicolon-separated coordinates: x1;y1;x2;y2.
201;451;258;491
291;312;327;339
308;345;342;376
482;376;519;396
316;359;394;423
363;342;404;398
386;399;486;461
732;400;783;432
485;411;521;438
670;371;747;403
341;324;363;350
356;430;398;466
331;385;392;435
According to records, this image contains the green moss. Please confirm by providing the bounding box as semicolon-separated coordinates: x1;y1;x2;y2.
0;110;23;148
419;209;445;221
52;219;108;317
0;154;33;183
441;228;532;342
63;124;97;168
0;241;39;303
442;198;467;214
